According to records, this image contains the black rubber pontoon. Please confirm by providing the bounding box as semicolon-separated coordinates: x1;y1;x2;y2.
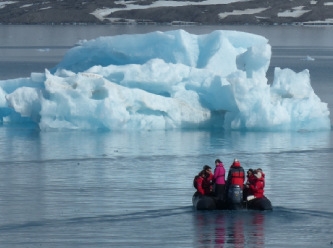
192;190;273;211
192;192;217;210
245;196;273;211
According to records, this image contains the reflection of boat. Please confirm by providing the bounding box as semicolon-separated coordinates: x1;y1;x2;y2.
192;192;273;211
193;209;266;247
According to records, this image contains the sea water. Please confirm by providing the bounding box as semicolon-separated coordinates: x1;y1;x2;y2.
0;25;333;247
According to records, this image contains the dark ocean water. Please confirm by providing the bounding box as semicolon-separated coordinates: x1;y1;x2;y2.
0;25;333;247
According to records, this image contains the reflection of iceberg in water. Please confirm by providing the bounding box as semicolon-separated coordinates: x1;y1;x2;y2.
193;212;265;247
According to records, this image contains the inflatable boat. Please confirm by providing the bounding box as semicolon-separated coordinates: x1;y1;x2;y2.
192;191;273;211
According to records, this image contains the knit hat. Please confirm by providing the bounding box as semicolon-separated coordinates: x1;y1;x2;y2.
233;158;241;167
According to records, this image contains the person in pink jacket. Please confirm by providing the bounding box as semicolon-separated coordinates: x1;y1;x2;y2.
213;159;226;201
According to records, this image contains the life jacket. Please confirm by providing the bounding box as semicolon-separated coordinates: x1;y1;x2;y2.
229;167;245;188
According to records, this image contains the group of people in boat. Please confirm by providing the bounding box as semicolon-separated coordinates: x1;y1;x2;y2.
193;158;266;206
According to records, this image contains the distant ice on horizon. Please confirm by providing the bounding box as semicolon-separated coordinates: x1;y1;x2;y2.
91;0;251;21
0;29;330;131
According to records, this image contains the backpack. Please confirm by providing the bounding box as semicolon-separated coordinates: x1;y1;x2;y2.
193;175;199;189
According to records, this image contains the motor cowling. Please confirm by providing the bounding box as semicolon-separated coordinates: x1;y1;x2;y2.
227;185;243;209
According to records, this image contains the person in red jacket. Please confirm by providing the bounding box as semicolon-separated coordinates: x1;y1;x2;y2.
226;159;245;208
203;165;214;195
249;171;265;199
244;168;256;200
256;168;265;188
245;169;256;186
203;165;214;182
226;158;245;189
194;170;206;195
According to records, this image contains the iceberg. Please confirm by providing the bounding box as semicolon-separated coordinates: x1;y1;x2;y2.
0;29;330;131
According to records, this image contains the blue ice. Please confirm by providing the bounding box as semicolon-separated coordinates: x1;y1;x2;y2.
0;29;330;131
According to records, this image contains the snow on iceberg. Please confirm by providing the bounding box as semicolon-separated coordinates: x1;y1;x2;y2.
0;29;330;131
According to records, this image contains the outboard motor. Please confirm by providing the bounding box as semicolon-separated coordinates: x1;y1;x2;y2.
227;185;243;210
